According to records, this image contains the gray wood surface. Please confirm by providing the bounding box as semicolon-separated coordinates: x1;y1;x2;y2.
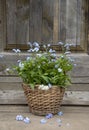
0;89;89;105
4;0;86;52
0;105;89;130
29;0;42;42
6;0;17;44
0;0;89;106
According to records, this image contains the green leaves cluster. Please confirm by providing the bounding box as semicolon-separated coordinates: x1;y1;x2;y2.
15;51;73;89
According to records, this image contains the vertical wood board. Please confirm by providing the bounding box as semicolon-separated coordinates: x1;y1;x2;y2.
6;0;17;44
29;0;42;42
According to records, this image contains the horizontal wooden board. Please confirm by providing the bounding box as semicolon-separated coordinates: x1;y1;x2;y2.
63;91;89;105
0;76;89;83
0;90;89;105
71;77;89;84
0;77;22;82
0;53;89;76
0;105;89;113
67;84;89;91
0;82;89;91
0;90;26;104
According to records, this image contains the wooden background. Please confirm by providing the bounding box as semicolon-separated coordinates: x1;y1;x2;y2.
5;0;86;52
0;0;89;105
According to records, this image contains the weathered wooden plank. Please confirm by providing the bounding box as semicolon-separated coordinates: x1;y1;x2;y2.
61;106;89;113
0;105;29;113
0;90;26;104
0;90;89;105
6;0;17;44
63;91;89;105
68;84;89;91
0;105;89;113
42;0;54;43
59;0;66;42
0;0;5;51
0;82;89;91
71;77;89;84
29;0;42;42
53;0;59;43
0;76;89;84
0;83;22;90
0;53;89;77
0;106;89;130
16;0;29;45
0;77;22;82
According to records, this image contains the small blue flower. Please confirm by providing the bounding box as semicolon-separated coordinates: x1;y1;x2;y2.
57;119;62;123
66;46;70;51
58;68;62;73
49;49;56;53
0;55;4;58
51;53;56;57
48;83;52;88
27;42;32;48
19;62;24;69
16;115;24;121
27;49;34;52
26;57;30;61
55;64;59;68
51;59;56;62
64;43;70;47
6;68;10;72
34;47;39;52
74;63;77;66
17;60;21;63
64;51;71;55
47;44;51;47
57;42;64;46
40;119;47;124
58;111;63;116
43;45;46;48
68;57;75;62
45;113;53;119
17;49;21;53
12;49;21;53
60;55;64;58
33;42;40;48
23;117;30;124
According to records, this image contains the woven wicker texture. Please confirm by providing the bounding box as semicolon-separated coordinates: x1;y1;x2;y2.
22;83;65;115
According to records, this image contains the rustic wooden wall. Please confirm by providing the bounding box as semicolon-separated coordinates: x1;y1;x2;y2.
0;0;89;105
5;0;86;52
0;0;6;51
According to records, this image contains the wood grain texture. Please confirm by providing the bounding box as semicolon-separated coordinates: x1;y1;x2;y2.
6;0;17;44
0;105;89;113
4;0;87;52
0;53;89;77
0;89;88;105
29;0;42;42
53;0;59;43
0;106;89;130
42;0;54;43
0;0;6;51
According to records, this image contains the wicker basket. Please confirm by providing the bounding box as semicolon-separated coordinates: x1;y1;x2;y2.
22;83;65;116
